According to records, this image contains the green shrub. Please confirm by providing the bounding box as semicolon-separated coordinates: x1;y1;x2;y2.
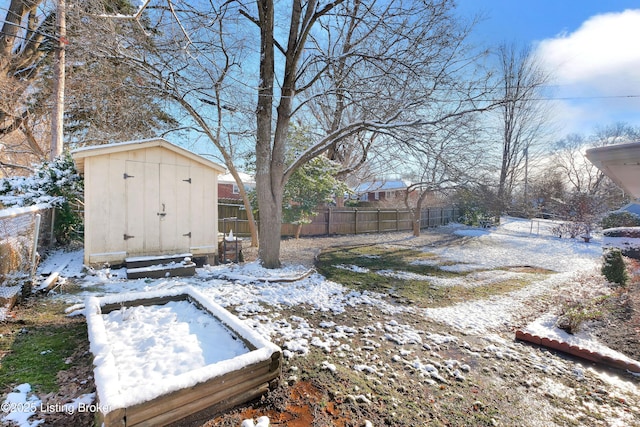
601;249;628;287
601;211;640;229
0;152;83;245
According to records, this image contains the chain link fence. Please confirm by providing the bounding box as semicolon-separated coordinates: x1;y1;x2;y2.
0;205;54;317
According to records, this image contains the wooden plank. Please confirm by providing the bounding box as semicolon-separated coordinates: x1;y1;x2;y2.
128;357;274;420
34;272;59;293
164;383;270;427
99;294;189;314
125;264;195;279
125;253;192;266
98;406;126;427
136;374;274;427
125;357;279;426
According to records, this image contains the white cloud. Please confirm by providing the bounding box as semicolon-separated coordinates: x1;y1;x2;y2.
536;9;640;89
534;9;640;135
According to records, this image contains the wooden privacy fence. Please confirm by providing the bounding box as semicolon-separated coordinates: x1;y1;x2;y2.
218;205;460;238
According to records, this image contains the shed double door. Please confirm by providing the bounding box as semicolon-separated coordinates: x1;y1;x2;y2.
124;161;191;256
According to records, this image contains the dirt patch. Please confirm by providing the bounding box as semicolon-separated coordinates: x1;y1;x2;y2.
37;347;95;427
589;280;640;361
207;380;354;427
204;302;640;427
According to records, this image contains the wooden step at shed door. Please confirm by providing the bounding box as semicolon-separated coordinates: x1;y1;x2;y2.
125;253;195;279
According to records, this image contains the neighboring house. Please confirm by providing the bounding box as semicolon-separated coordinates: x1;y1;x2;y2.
72;138;226;266
614;202;640;217
352;179;412;203
218;171;256;202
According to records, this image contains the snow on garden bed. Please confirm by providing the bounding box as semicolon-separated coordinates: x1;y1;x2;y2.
85;286;282;426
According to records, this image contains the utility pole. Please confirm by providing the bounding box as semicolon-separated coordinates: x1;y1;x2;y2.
50;0;66;160
523;145;529;216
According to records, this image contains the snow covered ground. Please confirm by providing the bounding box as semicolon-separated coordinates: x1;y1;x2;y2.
3;217;640;426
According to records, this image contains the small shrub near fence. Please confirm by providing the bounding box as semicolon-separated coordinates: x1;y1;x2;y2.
218;205;459;238
551;222;586;239
601;249;628;287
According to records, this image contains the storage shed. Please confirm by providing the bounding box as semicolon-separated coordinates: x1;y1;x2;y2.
72;138;226;266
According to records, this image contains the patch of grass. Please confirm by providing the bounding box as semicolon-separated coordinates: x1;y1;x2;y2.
315;245;550;307
0;299;88;393
318;245;444;272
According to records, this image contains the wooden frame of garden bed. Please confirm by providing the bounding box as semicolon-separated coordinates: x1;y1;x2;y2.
85;286;282;427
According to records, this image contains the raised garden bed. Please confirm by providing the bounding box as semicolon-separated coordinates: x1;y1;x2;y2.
85;286;282;426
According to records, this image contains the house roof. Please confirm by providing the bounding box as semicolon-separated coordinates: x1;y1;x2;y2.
218;171;256;186
585;142;640;198
615;202;640;216
71;138;226;174
353;179;411;194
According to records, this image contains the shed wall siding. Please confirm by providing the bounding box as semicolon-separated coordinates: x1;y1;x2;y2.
85;156;128;264
83;145;219;265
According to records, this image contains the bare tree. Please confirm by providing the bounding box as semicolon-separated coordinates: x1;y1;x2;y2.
0;0;54;169
553;123;639;197
85;1;262;246
247;0;496;267
62;2;179;146
494;43;551;214
391;116;485;236
0;0;177;176
50;0;66;160
83;0;496;267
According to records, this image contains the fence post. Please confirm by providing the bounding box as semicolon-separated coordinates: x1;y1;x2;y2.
354;209;358;234
377;209;381;233
327;208;332;236
30;214;41;279
396;209;399;231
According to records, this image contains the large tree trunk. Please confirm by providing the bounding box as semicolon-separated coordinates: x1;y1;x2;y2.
256;184;283;268
412;210;421;237
255;0;307;268
255;0;282;268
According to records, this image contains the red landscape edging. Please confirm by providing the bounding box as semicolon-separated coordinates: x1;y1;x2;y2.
515;330;640;374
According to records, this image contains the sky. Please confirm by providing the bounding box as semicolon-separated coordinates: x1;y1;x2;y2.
2;0;638;152
457;0;640;139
